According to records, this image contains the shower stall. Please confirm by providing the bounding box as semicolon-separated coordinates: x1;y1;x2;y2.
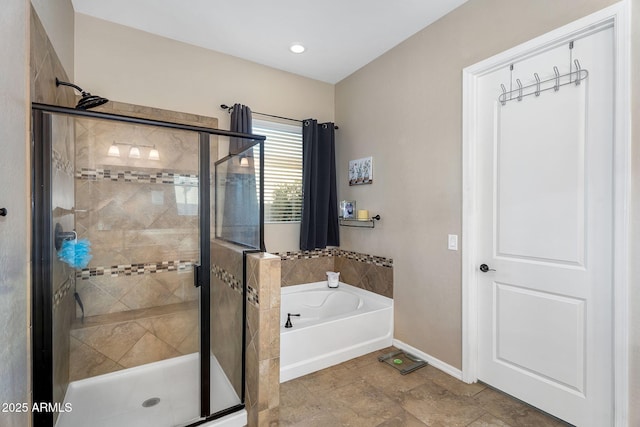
31;103;264;427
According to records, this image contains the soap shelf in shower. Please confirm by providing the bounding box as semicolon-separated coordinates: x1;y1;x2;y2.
339;215;380;229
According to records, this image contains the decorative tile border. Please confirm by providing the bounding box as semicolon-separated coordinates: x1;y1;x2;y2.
211;264;242;293
53;275;73;308
76;260;194;279
276;248;335;260
212;264;259;308
78;258;259;307
276;248;393;268
334;249;393;268
76;168;198;186
247;285;259;307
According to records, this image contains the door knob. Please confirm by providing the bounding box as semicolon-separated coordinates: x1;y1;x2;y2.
479;264;496;272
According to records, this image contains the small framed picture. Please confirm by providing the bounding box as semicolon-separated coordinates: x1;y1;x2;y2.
340;200;356;219
349;156;373;186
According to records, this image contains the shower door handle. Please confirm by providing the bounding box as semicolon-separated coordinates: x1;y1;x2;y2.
193;263;202;288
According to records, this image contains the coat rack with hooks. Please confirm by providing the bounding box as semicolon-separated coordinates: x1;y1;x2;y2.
498;60;588;106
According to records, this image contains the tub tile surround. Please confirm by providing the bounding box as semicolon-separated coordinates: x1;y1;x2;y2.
278;248;394;299
211;240;281;426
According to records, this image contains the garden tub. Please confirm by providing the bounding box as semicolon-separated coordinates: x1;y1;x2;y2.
280;281;393;382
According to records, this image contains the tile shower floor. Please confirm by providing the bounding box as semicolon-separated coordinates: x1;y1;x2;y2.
56;353;244;427
280;347;571;427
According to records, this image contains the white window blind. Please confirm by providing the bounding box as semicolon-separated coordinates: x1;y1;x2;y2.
253;119;303;223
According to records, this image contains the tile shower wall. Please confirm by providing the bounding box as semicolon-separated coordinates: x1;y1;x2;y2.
74;270;196;317
73;101;217;317
211;240;245;397
74;115;200;268
68;303;198;381
70;102;218;377
279;249;393;298
31;5;77;419
31;6;75;109
211;240;281;427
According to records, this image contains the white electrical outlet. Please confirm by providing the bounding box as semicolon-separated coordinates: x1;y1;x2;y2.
448;234;458;251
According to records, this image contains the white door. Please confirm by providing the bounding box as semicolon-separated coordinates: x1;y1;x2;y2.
475;26;613;426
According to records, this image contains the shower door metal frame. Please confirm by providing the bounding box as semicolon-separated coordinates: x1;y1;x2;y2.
32;107;55;427
31;103;265;427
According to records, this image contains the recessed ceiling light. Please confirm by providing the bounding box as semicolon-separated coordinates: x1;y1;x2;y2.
289;43;305;54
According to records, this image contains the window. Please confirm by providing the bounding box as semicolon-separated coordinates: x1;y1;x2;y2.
253;119;303;223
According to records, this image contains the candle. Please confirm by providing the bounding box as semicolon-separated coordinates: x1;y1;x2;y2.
357;210;369;220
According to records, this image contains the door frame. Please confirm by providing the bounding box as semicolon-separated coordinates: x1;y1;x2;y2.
461;2;630;425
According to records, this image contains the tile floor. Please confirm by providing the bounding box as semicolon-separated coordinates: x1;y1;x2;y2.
280;347;571;427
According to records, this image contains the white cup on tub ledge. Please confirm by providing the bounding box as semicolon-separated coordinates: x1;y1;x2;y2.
326;271;340;288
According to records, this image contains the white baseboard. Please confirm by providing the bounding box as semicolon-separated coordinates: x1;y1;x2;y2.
392;339;463;381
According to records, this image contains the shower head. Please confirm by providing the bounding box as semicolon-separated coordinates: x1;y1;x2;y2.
76;93;109;110
55;78;109;110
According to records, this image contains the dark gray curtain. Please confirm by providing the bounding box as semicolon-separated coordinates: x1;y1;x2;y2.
220;103;260;248
299;119;339;250
229;103;252;153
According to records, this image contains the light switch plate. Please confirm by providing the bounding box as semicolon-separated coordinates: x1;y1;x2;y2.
448;234;458;251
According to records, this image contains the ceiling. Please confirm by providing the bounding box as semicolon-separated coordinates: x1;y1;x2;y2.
71;0;467;84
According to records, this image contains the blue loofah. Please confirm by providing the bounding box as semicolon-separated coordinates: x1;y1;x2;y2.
58;238;93;269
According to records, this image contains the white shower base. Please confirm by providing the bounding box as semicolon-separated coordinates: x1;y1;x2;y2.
55;353;246;427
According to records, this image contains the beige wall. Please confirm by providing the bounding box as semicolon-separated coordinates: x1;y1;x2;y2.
73;13;335;129
0;0;30;426
73;13;335;252
335;0;622;370
31;0;74;78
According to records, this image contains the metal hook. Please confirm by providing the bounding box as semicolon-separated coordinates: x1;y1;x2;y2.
500;84;507;106
516;79;523;101
574;59;582;85
54;223;78;251
553;66;560;91
534;73;541;96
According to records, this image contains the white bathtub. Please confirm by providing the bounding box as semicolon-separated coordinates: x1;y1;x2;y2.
280;281;393;382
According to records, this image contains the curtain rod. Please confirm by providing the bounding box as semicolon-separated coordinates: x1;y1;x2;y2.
220;104;339;129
